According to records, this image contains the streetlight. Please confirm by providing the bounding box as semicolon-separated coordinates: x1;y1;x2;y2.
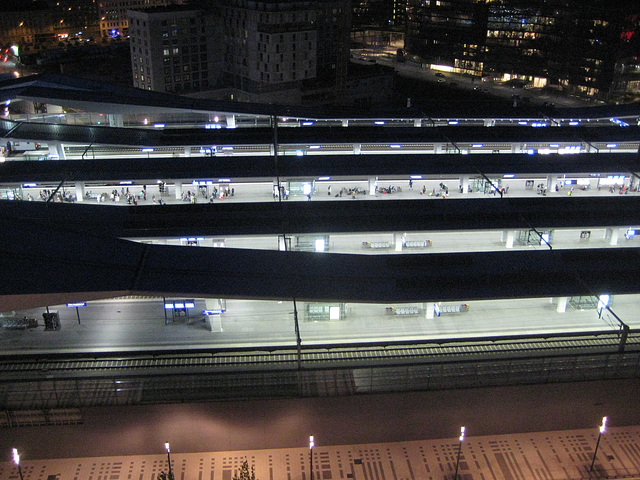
13;448;24;480
454;426;465;480
165;442;173;480
309;435;315;480
589;416;608;472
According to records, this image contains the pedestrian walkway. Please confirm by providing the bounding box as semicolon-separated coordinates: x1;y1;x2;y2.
2;426;639;480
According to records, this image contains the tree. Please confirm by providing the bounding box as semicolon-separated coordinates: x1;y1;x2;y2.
233;460;256;480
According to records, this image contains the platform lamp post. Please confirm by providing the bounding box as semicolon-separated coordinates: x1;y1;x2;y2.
454;426;465;480
309;435;315;480
589;416;607;472
165;442;173;480
13;448;24;480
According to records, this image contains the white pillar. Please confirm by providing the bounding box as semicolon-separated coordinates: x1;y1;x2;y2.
174;181;183;200
204;299;224;332
434;143;443;154
394;233;403;252
354;143;361;155
49;141;66;160
278;236;288;251
414;118;422;127
226;115;236;128
368;177;377;196
57;142;66;160
547;175;557;192
608;227;620;246
505;230;515;249
483;119;495;127
462;177;470;194
75;181;85;203
424;302;435;319
556;297;568;313
342;119;348;127
107;114;124;127
184;146;191;157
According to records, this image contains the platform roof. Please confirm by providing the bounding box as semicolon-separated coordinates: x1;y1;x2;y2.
0;117;639;151
0;73;639;120
1;195;639;238
2;211;640;312
1;153;638;184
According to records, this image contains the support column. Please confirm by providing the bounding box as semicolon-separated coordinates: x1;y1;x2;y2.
226;115;236;128
341;119;348;127
56;142;66;160
184;146;191;157
174;181;183;200
49;141;66;160
424;302;435;319
434;143;443;153
483;119;495;127
547;175;557;192
505;230;515;249
413;118;422;127
393;233;403;252
107;114;124;127
278;236;288;251
368;177;378;196
462;177;471;194
75;181;85;203
204;299;224;332
354;143;361;154
606;227;620;246
556;297;568;313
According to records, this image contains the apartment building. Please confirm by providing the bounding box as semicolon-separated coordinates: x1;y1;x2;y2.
127;6;221;93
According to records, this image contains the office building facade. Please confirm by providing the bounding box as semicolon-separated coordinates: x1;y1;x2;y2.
405;0;640;99
100;0;185;39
